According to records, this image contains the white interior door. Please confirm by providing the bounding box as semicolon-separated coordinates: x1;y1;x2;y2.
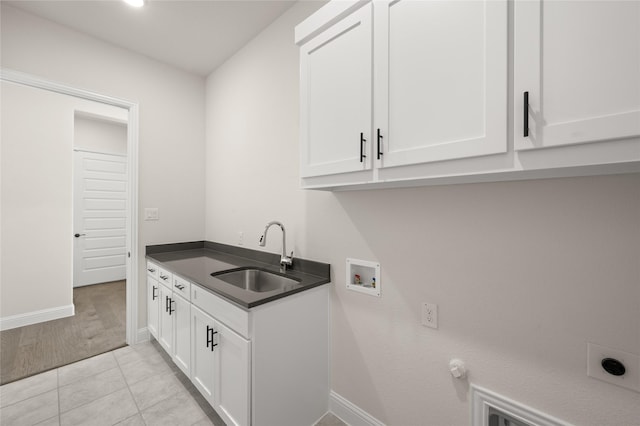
73;150;127;287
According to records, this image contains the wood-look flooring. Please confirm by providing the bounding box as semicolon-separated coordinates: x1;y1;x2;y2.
0;280;126;385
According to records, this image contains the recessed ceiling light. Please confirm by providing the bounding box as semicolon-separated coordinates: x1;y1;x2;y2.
123;0;144;8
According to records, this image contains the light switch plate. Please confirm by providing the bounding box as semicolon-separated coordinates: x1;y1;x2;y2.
587;342;640;392
144;208;159;221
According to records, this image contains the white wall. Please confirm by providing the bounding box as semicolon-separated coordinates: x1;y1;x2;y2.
205;2;640;425
74;115;127;155
1;4;206;328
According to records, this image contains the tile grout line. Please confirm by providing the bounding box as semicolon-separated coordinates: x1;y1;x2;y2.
0;371;58;411
57;352;119;388
124;341;214;425
57;368;61;425
114;348;147;425
56;354;127;420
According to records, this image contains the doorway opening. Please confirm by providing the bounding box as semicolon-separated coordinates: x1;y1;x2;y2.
0;69;140;385
72;113;129;358
73;114;128;288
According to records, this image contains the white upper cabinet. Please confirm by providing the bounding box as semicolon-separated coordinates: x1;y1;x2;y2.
296;0;640;190
299;3;373;177
374;0;507;168
514;0;640;150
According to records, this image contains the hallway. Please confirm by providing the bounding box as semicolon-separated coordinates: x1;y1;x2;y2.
1;281;126;385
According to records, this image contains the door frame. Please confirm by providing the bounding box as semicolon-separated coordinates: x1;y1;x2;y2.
1;68;140;345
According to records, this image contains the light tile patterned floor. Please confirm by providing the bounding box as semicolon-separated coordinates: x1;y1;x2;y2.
0;341;222;426
0;340;347;426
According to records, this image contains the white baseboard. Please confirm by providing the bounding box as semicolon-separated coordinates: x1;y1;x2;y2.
136;327;150;344
329;390;385;426
0;304;75;331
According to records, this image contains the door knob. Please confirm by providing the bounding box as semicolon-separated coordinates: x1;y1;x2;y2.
74;233;86;238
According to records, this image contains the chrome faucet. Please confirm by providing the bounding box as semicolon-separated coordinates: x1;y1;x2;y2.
258;221;293;271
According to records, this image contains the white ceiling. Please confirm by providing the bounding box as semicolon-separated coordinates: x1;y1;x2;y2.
5;0;298;76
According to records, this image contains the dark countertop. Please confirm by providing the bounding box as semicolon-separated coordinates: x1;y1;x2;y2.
146;241;331;309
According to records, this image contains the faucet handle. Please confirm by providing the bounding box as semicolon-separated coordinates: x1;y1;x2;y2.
280;251;294;270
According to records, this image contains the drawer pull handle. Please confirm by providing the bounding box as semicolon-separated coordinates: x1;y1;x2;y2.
360;132;366;163
174;284;185;290
147;268;156;273
523;91;529;137
160;275;169;281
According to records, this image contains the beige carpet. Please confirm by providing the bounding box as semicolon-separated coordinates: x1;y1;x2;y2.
0;280;126;385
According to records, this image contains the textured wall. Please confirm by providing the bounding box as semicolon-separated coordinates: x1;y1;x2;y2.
204;2;640;424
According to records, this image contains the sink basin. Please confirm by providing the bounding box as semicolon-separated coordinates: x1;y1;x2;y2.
211;268;301;293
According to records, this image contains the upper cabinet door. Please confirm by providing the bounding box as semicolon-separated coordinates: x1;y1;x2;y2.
299;3;373;178
374;0;507;168
514;0;640;150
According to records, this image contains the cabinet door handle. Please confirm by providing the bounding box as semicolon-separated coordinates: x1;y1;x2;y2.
206;326;218;351
360;133;367;163
169;298;175;315
377;128;383;160
523;91;529;137
165;295;170;312
152;286;158;301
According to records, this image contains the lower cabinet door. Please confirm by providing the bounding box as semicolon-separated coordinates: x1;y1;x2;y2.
215;321;251;426
147;276;159;339
191;306;216;406
158;285;173;353
173;293;191;376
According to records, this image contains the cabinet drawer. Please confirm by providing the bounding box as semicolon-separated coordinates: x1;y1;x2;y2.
146;261;159;279
157;267;173;287
191;285;249;339
173;275;191;300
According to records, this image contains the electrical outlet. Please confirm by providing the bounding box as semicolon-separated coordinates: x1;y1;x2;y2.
422;302;438;329
238;231;244;246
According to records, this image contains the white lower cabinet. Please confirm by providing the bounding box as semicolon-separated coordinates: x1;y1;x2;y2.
153;273;191;377
215;320;250;426
191;306;250;426
172;293;191;376
148;263;329;426
191;305;216;405
157;281;174;354
146;274;159;339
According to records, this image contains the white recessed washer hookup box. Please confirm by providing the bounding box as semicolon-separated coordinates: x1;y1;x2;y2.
346;258;380;297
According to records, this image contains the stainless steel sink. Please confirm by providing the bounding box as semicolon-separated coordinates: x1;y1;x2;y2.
211;268;301;293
